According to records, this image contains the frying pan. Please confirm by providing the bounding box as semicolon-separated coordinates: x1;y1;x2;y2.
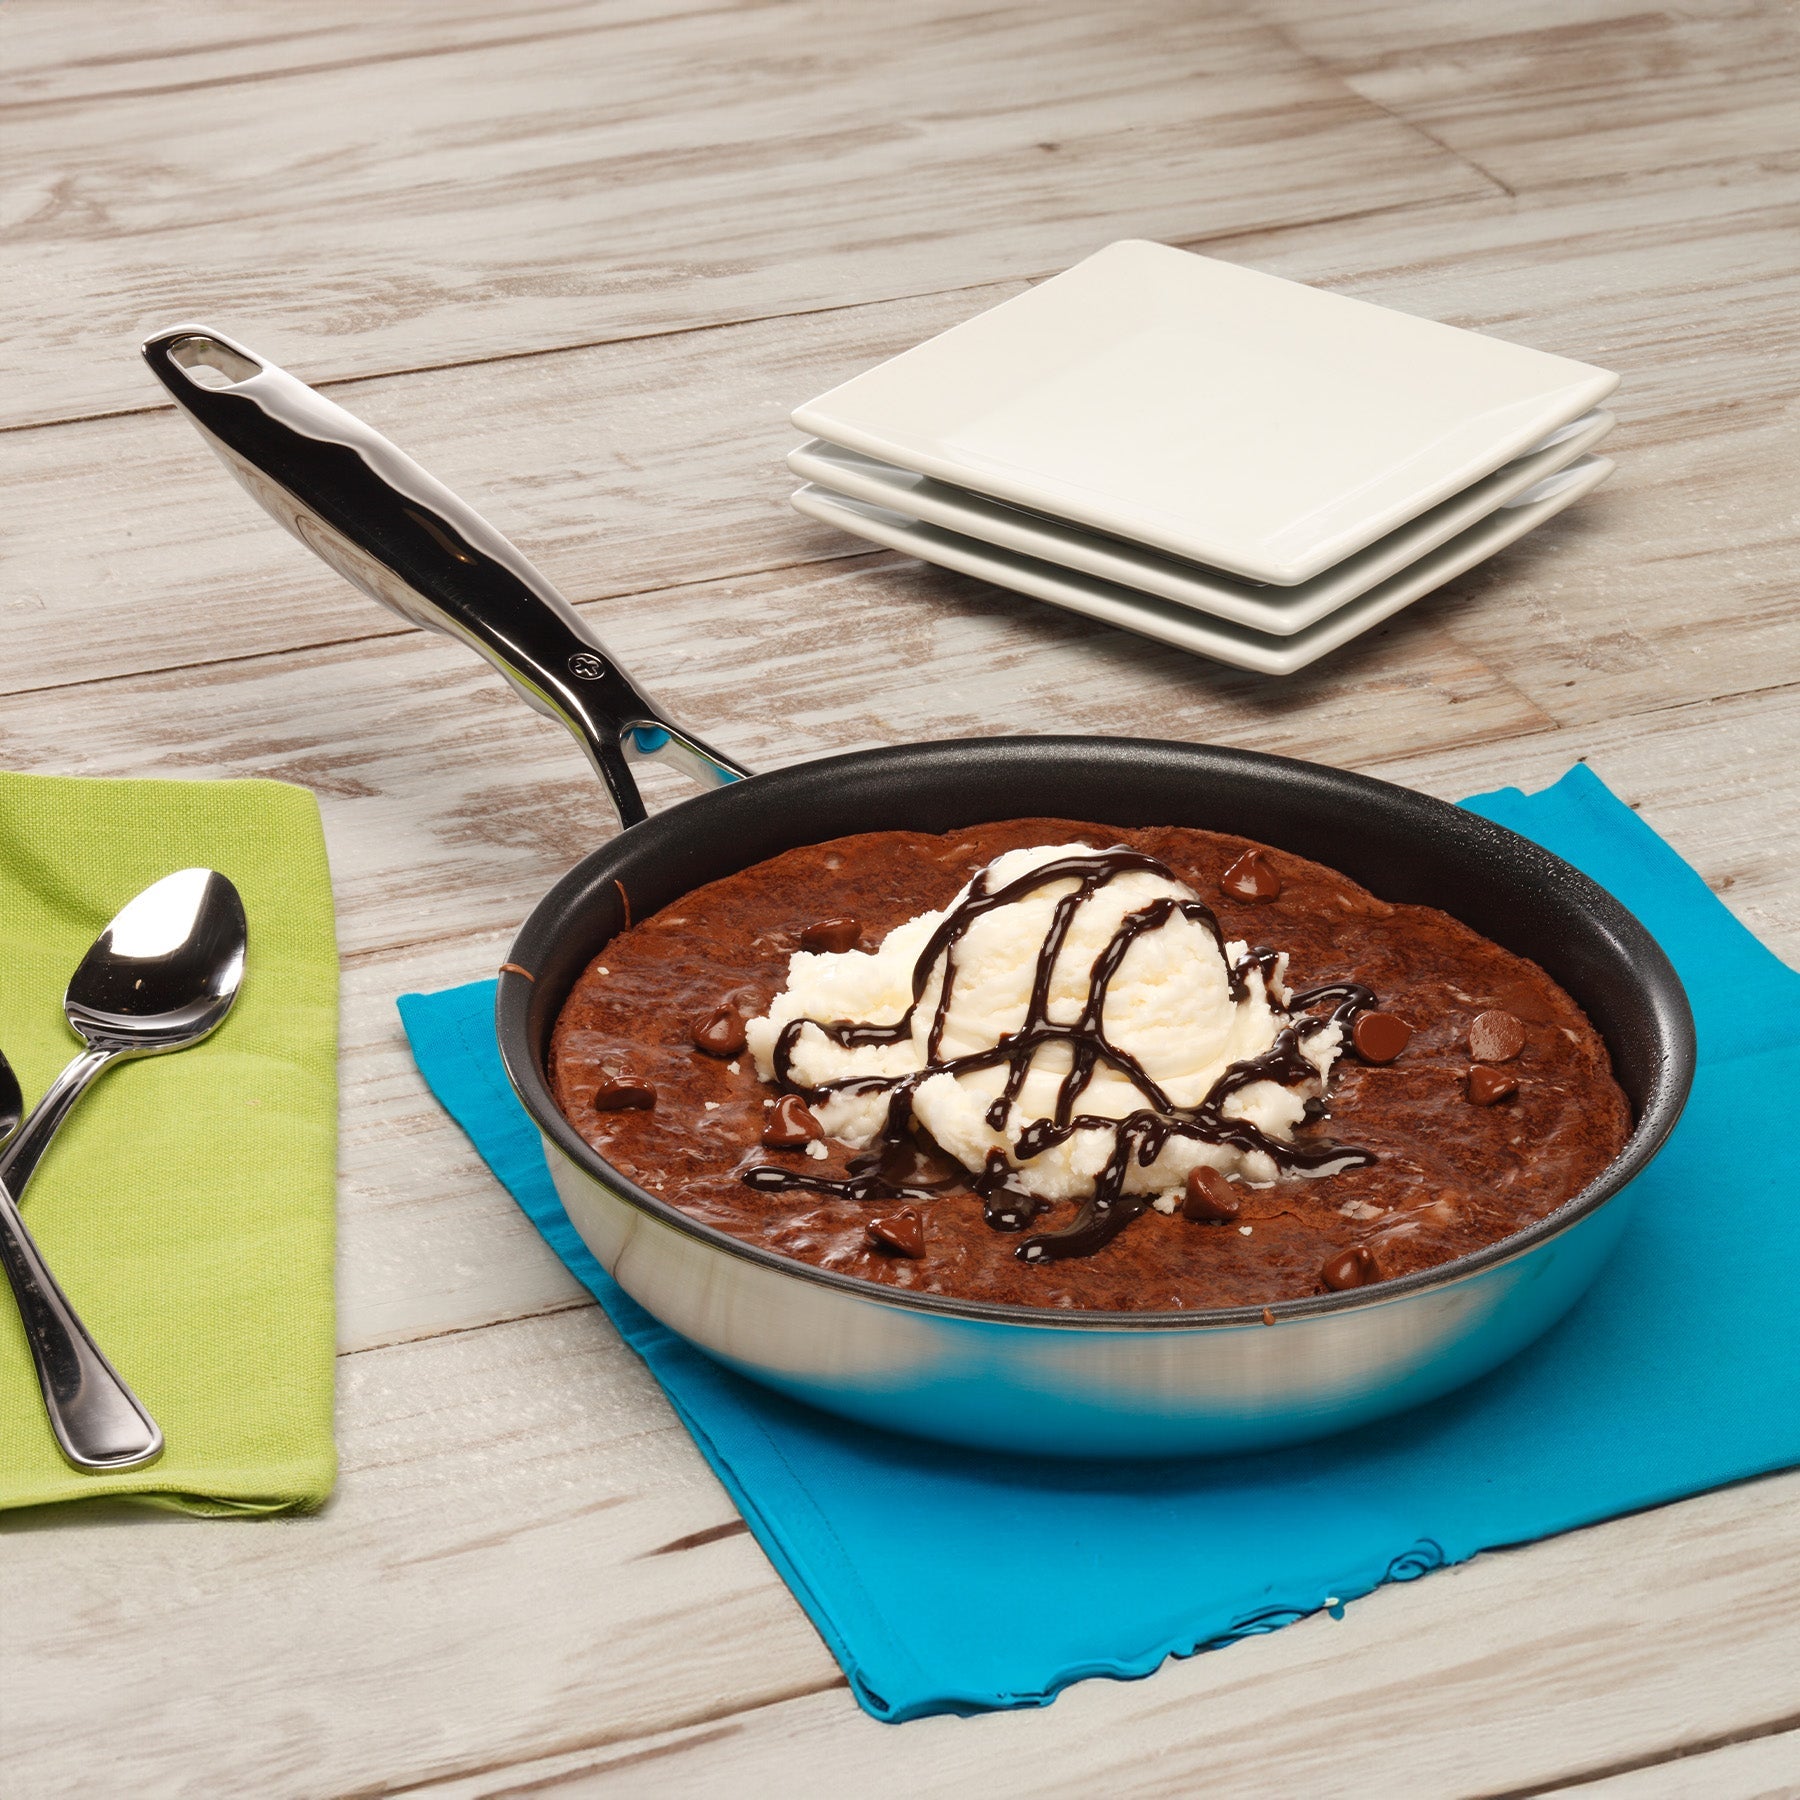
144;326;1695;1458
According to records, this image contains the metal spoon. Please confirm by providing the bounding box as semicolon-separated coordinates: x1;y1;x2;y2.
0;1051;164;1469
0;869;248;1198
0;868;242;1470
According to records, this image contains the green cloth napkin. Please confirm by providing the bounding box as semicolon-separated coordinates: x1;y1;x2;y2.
0;772;338;1514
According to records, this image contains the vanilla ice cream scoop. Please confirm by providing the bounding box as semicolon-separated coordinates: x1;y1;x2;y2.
744;842;1373;1259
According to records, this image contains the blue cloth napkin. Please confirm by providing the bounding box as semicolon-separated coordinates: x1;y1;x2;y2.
398;766;1800;1721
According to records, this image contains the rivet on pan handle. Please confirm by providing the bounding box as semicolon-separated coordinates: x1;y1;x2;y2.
141;325;749;829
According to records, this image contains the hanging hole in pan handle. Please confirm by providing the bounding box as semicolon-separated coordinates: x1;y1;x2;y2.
163;334;263;389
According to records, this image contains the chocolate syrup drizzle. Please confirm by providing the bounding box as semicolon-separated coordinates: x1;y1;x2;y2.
741;849;1377;1262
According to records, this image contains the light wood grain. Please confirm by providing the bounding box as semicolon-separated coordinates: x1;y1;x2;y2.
5;0;1799;1794
3;656;1794;1799
0;1305;843;1800
338;930;591;1354
322;1465;1800;1800
1258;0;1800;193
0;0;727;108
0;0;1489;429
6;159;1796;719
0;284;1028;694
1572;1728;1800;1799
0;553;1560;963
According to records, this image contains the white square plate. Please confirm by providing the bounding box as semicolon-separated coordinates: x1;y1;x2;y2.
790;456;1612;676
788;409;1612;637
792;240;1617;585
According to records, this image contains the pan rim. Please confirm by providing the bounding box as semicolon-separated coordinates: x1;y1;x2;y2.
497;735;1694;1334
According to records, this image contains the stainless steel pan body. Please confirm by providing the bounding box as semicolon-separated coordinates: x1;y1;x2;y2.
147;329;1695;1457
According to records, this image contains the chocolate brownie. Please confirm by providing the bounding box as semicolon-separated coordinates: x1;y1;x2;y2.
548;819;1631;1311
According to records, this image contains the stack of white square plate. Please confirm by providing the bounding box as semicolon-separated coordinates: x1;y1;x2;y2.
787;241;1618;675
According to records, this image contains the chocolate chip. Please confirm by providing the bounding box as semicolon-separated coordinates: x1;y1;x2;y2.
1181;1166;1242;1223
1351;1010;1413;1063
692;1005;747;1057
800;916;861;953
761;1093;824;1147
592;1075;655;1112
866;1208;925;1258
1468;1009;1526;1062
1220;849;1282;902
1468;1065;1520;1106
1321;1245;1380;1291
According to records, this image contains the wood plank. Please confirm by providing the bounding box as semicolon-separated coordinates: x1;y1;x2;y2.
320;1464;1800;1800
0;0;723;108
8;7;1798;1793
6;159;1796;722
1566;1727;1800;1799
0;554;1554;965
7;1249;1794;1800
0;284;1027;695
0;0;1488;429
1255;0;1800;193
0;1304;843;1800
338;929;592;1355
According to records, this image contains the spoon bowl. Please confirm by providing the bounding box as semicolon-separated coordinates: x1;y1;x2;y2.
65;868;247;1054
0;869;247;1199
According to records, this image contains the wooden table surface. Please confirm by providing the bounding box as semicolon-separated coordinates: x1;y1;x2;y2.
4;3;1798;1794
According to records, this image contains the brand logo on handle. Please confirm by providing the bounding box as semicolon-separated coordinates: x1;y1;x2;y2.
567;653;606;680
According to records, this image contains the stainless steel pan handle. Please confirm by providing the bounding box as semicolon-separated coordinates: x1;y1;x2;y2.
142;326;748;828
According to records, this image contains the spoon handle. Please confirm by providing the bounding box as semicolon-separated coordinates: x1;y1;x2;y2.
0;1179;163;1470
0;1047;113;1199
